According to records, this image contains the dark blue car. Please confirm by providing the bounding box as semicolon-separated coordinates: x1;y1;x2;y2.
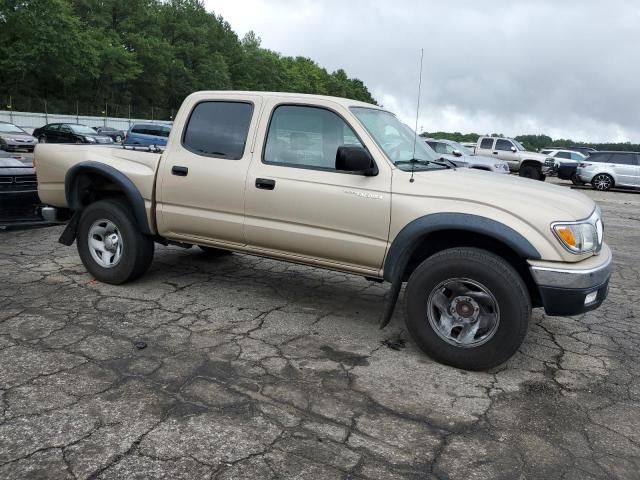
123;123;171;146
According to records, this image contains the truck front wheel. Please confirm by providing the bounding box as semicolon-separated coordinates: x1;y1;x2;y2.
519;164;545;181
77;199;154;284
404;247;531;370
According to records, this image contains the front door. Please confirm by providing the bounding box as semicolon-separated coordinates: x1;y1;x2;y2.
493;138;520;169
244;101;391;273
156;94;263;247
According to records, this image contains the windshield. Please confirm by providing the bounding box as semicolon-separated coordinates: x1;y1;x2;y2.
70;125;98;135
0;123;26;134
350;107;443;170
513;140;526;151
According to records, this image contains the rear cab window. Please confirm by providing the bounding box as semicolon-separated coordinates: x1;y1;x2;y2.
479;138;494;149
182;102;254;159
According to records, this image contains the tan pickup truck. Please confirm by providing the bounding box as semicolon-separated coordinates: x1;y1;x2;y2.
35;91;612;370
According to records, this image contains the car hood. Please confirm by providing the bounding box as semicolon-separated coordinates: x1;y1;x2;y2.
0;157;34;174
0;132;36;141
405;166;595;221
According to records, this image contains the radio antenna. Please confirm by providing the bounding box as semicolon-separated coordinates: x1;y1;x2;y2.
410;48;424;183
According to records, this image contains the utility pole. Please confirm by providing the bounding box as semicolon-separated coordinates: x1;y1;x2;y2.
76;100;79;124
151;105;154;121
8;96;13;123
104;102;108;126
128;104;131;128
44;100;48;124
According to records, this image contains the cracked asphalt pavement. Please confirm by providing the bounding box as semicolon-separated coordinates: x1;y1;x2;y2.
1;183;639;479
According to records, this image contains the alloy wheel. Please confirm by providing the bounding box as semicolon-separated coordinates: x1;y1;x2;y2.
427;278;500;348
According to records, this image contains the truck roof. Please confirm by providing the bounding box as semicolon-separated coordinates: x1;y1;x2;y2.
186;90;383;110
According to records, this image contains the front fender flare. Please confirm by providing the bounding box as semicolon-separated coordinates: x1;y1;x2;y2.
378;213;540;328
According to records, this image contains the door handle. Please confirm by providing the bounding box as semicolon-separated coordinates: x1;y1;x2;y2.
493;151;499;155
255;178;276;190
172;166;188;176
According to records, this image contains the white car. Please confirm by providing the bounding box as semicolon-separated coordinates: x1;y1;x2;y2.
540;149;587;184
540;149;586;168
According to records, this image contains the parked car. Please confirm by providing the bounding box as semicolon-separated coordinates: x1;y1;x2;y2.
577;151;640;191
425;138;510;174
34;91;610;371
543;146;596;157
475;136;554;180
95;126;125;143
32;123;114;145
0;121;38;152
0;152;45;226
461;142;477;152
123;123;171;147
539;149;587;184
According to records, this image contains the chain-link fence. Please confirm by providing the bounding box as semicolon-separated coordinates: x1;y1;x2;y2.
0;95;176;132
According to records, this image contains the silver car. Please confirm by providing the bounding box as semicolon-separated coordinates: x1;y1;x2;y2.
0;121;38;152
577;151;640;191
425;138;510;174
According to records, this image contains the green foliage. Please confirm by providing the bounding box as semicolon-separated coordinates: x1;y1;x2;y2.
0;0;376;119
421;131;640;152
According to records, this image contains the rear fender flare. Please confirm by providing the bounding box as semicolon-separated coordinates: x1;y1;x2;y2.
64;161;151;234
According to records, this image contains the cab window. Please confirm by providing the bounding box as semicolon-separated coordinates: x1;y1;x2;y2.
495;139;514;151
264;105;363;170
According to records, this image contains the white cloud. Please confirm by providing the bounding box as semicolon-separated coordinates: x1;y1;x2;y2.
205;0;640;142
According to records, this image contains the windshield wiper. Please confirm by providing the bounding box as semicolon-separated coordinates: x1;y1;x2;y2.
394;158;452;169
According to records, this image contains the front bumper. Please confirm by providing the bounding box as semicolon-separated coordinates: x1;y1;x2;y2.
529;244;612;316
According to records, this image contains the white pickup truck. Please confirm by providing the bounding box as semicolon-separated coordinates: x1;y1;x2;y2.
34;91;611;370
475;136;554;180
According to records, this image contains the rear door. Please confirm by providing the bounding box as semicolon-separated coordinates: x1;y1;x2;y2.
608;153;637;186
156;94;263;247
244;99;391;274
476;137;494;156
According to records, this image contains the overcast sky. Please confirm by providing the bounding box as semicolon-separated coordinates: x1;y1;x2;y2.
206;0;640;142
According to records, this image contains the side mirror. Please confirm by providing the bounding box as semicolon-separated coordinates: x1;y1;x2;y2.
452;149;463;157
510;146;517;152
336;146;378;176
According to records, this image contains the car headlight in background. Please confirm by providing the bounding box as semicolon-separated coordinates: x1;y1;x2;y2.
552;209;603;254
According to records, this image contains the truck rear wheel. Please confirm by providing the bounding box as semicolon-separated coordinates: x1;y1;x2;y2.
77;199;154;284
519;164;545;181
404;247;531;370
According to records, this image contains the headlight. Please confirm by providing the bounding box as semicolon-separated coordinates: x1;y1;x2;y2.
552;213;603;254
84;136;96;143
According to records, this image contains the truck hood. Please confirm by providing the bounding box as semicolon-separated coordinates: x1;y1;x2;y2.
519;151;550;161
406;167;595;221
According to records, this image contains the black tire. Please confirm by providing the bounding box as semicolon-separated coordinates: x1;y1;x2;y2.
570;173;583;186
404;247;531;371
519;164;544;181
77;199;154;284
592;173;613;191
198;245;232;256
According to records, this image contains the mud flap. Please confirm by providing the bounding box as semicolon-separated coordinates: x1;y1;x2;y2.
58;211;81;246
379;278;402;329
